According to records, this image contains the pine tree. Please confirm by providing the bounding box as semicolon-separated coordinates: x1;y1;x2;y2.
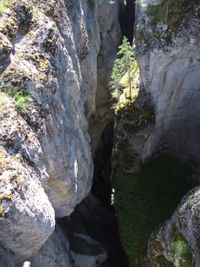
110;36;134;101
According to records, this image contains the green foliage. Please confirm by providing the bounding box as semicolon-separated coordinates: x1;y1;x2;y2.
0;3;7;15
170;236;192;267
0;80;31;111
14;91;30;111
0;0;11;15
114;60;139;112
113;155;193;267
110;36;134;101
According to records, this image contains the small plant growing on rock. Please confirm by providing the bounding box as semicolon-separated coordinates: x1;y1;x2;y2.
13;91;30;111
170;236;192;266
0;80;31;111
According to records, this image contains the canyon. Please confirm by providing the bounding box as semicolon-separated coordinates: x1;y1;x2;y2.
0;0;200;266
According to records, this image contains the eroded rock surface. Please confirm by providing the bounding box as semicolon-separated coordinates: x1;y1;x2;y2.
0;97;55;263
30;226;73;267
89;0;120;155
0;0;120;264
132;0;200;265
146;187;200;266
135;0;200;170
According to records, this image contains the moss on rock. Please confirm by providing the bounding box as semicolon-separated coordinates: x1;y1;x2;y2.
136;0;200;51
170;234;192;267
113;156;193;266
146;0;199;31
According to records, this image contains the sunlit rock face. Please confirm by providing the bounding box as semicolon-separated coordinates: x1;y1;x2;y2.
0;0;120;264
89;0;120;155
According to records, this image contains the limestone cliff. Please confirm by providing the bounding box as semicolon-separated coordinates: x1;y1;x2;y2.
0;0;120;265
1;0;200;266
111;0;200;266
125;0;200;265
135;0;200;171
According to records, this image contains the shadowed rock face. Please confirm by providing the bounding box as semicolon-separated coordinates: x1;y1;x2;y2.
88;0;120;155
0;0;120;265
119;0;135;43
135;0;200;170
138;46;200;171
146;187;200;266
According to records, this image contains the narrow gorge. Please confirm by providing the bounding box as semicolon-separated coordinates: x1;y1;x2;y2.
0;0;200;267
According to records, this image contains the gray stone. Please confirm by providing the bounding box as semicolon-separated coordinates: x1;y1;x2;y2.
0;0;120;263
0;247;15;267
30;226;73;267
135;0;200;171
134;1;200;265
146;187;200;266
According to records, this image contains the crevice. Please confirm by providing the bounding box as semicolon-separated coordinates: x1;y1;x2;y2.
91;121;129;266
119;0;136;42
112;152;195;265
91;122;114;207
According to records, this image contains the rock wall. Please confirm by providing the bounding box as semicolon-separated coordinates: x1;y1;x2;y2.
133;0;200;265
89;0;120;155
0;0;120;265
135;0;200;170
146;186;200;266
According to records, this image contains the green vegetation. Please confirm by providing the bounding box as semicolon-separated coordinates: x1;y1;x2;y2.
114;60;139;112
110;36;134;103
146;0;199;32
113;155;193;266
110;39;154;171
13;91;30;111
170;235;192;267
114;98;154;171
0;80;31;111
0;0;11;15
